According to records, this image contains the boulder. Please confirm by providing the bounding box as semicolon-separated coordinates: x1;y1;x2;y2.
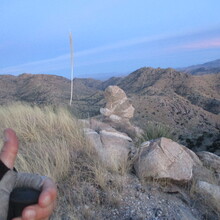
104;85;127;104
84;127;134;171
196;151;220;172
99;85;144;139
89;118;114;132
83;128;103;152
196;151;220;184
193;181;220;213
80;118;114;132
109;114;122;122
79;119;90;128
134;138;202;182
103;117;143;139
99;130;133;169
100;86;135;120
100;107;112;117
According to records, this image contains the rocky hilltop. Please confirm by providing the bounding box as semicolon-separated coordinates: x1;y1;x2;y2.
0;67;219;154
0;71;220;219
1;92;220;219
79;86;220;219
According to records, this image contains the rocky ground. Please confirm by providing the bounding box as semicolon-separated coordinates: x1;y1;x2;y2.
100;175;219;220
55;85;219;220
55;169;220;220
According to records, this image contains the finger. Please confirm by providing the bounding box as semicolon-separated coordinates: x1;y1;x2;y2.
0;128;18;169
21;178;57;220
12;202;54;220
12;205;53;220
12;217;49;220
22;203;54;220
38;177;57;208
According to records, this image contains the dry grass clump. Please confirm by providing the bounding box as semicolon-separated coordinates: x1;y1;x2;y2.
0;103;126;219
0;103;85;181
139;121;175;143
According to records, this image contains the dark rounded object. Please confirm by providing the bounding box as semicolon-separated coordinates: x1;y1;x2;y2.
7;187;40;220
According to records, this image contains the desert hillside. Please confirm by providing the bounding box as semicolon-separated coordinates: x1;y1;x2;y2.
107;68;220;153
0;68;219;154
0;73;104;117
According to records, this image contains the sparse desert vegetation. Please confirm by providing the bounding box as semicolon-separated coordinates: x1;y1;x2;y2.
1;0;220;218
0;103;84;180
0;68;219;154
0;103;219;219
138;121;175;144
0;103;129;219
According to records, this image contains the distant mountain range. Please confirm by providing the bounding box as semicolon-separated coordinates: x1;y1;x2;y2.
0;59;219;154
178;59;220;75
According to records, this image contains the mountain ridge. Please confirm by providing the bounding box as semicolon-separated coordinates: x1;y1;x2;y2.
0;66;219;153
178;59;220;75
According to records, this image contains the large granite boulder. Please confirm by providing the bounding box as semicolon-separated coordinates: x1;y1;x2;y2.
134;138;202;182
99;130;133;169
84;128;103;152
84;124;134;171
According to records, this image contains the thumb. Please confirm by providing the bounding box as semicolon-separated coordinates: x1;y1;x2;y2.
0;128;18;169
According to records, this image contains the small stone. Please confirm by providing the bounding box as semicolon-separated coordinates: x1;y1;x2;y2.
155;208;163;217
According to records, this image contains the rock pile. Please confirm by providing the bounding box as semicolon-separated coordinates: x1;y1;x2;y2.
82;85;220;218
100;85;142;139
83;118;134;170
100;85;134;122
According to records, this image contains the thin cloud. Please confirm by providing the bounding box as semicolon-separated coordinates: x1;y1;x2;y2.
0;26;220;75
74;26;220;57
180;38;220;50
0;55;69;75
167;38;220;54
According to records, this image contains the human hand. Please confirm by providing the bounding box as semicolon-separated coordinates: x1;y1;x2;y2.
0;128;57;220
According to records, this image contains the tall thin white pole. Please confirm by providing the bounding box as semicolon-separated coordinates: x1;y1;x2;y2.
69;32;74;106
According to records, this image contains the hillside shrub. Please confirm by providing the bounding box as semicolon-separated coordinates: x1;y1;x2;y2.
139;121;175;143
